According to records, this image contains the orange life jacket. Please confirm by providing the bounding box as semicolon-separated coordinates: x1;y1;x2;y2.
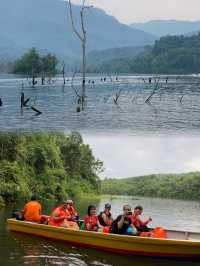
23;201;42;223
48;206;70;227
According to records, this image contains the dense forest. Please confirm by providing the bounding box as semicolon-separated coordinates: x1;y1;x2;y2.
88;33;200;74
0;132;103;206
101;172;200;201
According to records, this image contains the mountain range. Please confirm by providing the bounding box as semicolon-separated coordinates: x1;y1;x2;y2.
0;0;155;60
131;20;200;37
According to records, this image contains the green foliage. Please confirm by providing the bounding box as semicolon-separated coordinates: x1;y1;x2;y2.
12;48;58;75
88;34;200;74
131;34;200;74
101;172;200;200
0;132;103;205
41;53;58;75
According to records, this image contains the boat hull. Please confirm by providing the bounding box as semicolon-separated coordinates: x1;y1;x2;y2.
7;219;200;259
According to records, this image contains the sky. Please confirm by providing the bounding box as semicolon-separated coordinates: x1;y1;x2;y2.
70;0;200;24
84;135;200;178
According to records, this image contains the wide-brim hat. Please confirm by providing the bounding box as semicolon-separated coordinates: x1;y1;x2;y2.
63;199;73;205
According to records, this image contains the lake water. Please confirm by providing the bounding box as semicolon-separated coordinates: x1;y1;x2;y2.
1;74;200;265
0;74;200;134
1;196;200;266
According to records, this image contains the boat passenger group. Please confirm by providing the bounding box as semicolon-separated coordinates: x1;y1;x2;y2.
15;195;166;238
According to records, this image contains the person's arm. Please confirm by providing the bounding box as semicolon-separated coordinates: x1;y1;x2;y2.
70;207;78;221
39;203;42;216
97;219;103;229
141;217;152;227
131;223;138;233
84;216;91;230
65;211;72;221
117;215;125;229
52;210;66;222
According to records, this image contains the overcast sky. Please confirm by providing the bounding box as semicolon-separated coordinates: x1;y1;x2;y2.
70;0;200;24
84;135;200;178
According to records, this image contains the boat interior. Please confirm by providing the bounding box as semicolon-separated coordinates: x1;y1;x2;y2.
166;229;200;241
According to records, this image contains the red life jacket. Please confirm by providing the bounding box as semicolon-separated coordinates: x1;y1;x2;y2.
130;214;143;228
84;215;98;231
69;206;78;217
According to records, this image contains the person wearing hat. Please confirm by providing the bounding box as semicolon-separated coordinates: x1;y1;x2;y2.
48;201;79;230
98;203;113;227
65;200;79;222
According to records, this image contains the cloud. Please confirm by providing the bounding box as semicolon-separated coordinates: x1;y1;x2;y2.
84;134;200;178
70;0;200;24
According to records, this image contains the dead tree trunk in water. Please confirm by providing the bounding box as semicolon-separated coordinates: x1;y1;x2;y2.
68;0;92;111
62;62;66;85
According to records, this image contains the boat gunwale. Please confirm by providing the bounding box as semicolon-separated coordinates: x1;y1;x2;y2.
7;218;200;247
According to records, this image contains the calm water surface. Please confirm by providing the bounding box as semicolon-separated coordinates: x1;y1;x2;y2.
0;74;200;134
1;196;200;266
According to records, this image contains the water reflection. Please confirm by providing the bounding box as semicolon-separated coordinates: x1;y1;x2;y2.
10;232;200;266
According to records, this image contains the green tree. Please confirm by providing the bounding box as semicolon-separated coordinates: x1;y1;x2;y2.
12;48;58;76
41;53;58;75
13;48;41;75
0;132;103;205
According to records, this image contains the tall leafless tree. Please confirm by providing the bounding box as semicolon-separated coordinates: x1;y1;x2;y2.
62;61;66;85
68;0;92;110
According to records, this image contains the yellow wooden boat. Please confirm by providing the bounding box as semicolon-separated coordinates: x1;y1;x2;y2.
7;218;200;259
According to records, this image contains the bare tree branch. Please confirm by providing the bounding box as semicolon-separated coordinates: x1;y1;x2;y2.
71;71;81;98
113;89;123;105
68;0;92;111
68;0;83;41
145;77;160;104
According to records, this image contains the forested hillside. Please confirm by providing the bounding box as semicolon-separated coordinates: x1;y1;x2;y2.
89;34;200;74
101;172;200;200
0;132;103;206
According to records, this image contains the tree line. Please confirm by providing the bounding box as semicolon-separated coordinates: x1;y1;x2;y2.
88;33;200;74
0;132;103;206
101;172;200;201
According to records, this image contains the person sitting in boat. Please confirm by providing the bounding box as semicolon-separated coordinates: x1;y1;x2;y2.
111;205;138;235
65;199;79;221
23;195;42;223
84;205;103;232
98;203;113;227
48;201;79;230
130;205;152;233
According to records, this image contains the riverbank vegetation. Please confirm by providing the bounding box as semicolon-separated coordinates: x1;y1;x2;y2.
101;172;200;201
88;33;200;74
0;132;103;206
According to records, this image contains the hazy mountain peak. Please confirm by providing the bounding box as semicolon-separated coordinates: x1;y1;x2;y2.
0;0;156;60
130;20;200;37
